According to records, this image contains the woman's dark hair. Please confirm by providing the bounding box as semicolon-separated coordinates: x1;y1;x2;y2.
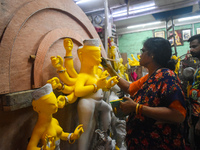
143;37;175;71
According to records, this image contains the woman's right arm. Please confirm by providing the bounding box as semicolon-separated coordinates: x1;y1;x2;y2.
116;77;130;93
101;57;130;93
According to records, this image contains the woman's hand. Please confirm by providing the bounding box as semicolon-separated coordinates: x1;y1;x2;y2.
101;57;110;69
120;97;136;115
101;57;121;78
101;57;114;71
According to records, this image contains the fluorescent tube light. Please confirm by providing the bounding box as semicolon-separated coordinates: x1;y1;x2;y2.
129;6;156;14
112;3;155;15
112;6;155;18
76;0;92;4
112;10;127;16
178;15;200;21
85;8;104;14
112;12;127;18
112;2;156;18
131;3;155;10
127;21;162;29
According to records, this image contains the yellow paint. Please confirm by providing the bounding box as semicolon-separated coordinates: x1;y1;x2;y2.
48;38;119;103
27;84;84;150
171;55;180;74
128;54;140;66
118;58;130;81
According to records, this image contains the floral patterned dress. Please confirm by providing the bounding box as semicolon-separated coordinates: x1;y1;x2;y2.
189;67;200;117
126;68;186;150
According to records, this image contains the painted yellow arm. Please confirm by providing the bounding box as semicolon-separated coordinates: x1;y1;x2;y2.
60;124;84;144
130;54;140;66
63;38;78;78
51;56;77;86
61;85;74;94
125;73;130;82
47;77;74;94
57;93;78;106
74;75;96;97
57;71;77;86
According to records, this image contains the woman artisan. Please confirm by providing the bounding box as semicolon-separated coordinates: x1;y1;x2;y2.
101;37;186;149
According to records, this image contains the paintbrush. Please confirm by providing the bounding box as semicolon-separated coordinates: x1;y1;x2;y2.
101;57;116;62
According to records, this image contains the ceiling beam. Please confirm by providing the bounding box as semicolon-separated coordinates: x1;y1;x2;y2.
113;0;199;21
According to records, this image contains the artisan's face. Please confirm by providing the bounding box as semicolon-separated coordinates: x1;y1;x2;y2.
139;47;151;67
190;39;200;59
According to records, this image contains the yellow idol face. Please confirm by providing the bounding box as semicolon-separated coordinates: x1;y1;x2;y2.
89;50;102;66
78;45;101;66
33;92;58;115
63;39;73;50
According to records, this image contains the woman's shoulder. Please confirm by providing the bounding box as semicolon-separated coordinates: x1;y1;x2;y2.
158;68;176;76
155;68;178;82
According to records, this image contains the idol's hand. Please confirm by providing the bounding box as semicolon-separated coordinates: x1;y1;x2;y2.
50;55;63;69
57;95;66;108
106;76;119;89
71;124;84;140
96;76;107;89
96;70;110;89
47;77;62;90
101;70;109;78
